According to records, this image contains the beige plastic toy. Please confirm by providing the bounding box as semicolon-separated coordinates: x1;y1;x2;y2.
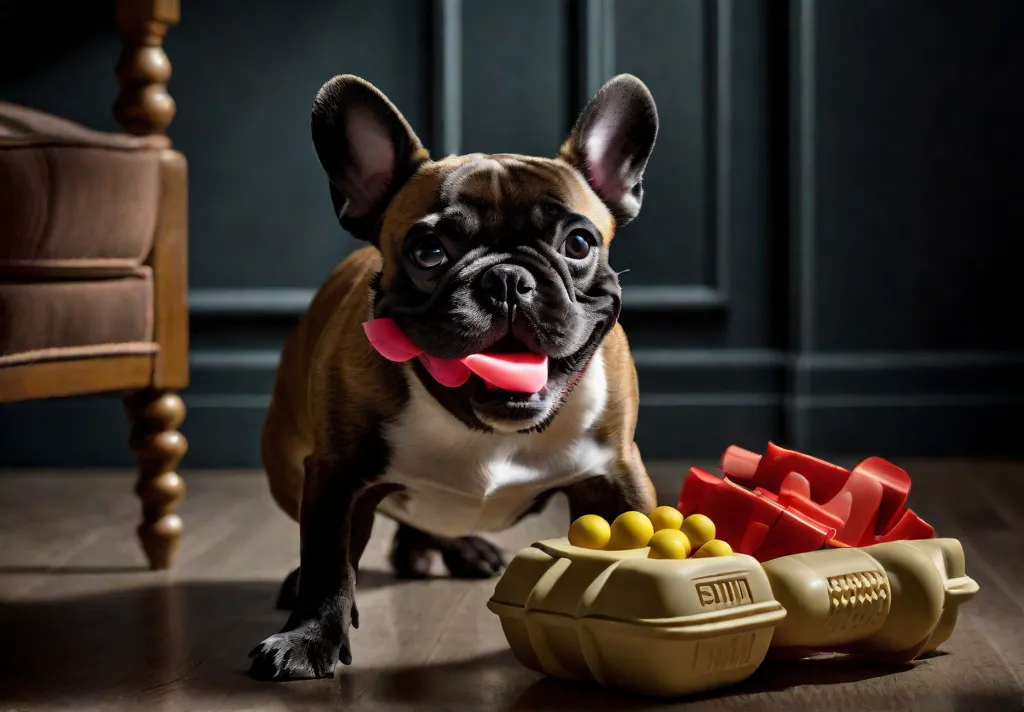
487;536;979;698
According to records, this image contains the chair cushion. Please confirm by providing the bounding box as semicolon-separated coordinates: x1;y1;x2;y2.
0;102;163;279
0;270;156;367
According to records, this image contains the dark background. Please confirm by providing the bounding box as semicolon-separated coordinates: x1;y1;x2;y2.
1;0;1022;467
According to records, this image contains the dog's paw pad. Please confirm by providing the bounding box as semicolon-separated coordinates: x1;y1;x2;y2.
248;625;339;681
441;536;505;579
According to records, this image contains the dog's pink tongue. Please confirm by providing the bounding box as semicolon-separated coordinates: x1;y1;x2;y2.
419;354;472;388
462;352;548;393
362;318;548;394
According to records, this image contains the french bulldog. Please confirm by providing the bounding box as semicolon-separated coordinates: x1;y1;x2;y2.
249;72;659;681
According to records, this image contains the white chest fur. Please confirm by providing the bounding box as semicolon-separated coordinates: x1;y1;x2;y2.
377;351;613;538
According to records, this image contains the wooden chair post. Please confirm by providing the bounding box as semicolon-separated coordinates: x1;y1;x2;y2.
114;0;179;137
115;0;188;570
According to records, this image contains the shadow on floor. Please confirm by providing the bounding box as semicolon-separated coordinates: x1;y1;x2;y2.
0;575;1018;711
0;571;401;708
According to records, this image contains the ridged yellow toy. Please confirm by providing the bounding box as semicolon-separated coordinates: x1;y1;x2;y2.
568;514;611;550
648;505;684;532
606;511;655;550
647;529;692;559
692;539;733;558
680;514;716;549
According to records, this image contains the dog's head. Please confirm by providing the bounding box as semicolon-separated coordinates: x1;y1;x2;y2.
311;74;658;433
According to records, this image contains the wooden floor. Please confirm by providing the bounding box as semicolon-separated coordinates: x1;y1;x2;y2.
0;461;1022;712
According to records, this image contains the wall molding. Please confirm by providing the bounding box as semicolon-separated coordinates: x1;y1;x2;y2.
184;345;1024;370
787;0;817;448
432;0;462;156
189;288;312;316
706;0;732;304
578;0;616;104
187;284;732;316
790;0;816;355
793;351;1024;369
188;346;788;368
574;0;733;312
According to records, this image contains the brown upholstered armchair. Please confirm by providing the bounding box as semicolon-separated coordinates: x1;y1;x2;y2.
0;0;188;569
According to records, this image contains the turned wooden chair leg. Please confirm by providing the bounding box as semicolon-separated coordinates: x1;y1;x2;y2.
125;388;187;570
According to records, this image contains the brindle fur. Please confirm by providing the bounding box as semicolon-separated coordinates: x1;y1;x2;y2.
251;74;658;681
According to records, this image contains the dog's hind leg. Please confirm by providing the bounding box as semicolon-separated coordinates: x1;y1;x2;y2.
389;523;505;579
275;566;301;610
261;328;315;610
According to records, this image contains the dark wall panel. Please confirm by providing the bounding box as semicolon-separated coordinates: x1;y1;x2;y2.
167;0;432;290
614;0;709;287
1;0;1021;468
460;0;573;158
808;0;1024;352
786;0;1024;454
608;0;783;456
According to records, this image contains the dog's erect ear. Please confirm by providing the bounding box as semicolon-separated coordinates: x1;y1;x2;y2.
311;75;429;243
560;74;658;227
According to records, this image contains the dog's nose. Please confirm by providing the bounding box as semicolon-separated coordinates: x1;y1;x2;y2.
480;264;536;305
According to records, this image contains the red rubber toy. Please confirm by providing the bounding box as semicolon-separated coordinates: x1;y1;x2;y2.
678;442;936;561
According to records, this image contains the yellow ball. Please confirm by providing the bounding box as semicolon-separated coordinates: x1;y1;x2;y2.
648;505;684;532
647;529;692;559
680;514;716;549
568;514;611;549
693;539;733;558
606;511;655;550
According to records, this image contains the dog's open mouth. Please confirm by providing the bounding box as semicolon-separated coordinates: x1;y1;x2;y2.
485;333;533;355
474;335;542;392
362;318;549;394
471;334;550;398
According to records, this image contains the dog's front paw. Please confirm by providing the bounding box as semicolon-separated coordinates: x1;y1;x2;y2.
441;536;506;579
248;618;350;681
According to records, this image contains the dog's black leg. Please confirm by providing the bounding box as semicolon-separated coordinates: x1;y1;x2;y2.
345;484;401;630
274;484;397;615
389;523;436;579
249;457;360;681
249;445;401;681
389;523;505;579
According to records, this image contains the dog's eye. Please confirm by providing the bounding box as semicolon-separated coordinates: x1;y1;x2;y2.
561;230;595;260
409;237;448;270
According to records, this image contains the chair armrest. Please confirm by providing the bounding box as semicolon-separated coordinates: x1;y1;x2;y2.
114;0;180;137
